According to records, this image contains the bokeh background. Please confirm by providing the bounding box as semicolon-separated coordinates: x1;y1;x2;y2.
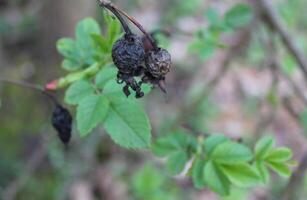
1;0;307;199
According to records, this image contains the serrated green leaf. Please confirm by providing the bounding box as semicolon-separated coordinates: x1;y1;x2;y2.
192;158;206;189
95;67;118;89
255;136;275;160
224;4;253;29
203;134;229;156
255;161;269;183
220;163;260;187
77;94;109;136
104;96;151;148
167;151;189;175
65;80;94;105
211;141;253;164
204;161;230;196
267;161;291;177
264;148;292;162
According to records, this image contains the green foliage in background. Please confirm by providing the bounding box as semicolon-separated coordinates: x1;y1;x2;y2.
189;3;253;61
131;164;181;200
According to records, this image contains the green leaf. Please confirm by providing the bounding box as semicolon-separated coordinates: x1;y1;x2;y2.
132;164;164;196
61;59;81;71
267;161;291;177
102;79;123;95
57;39;82;71
255;136;275;160
211;141;253;164
75;18;101;67
152;136;179;157
104;96;151;148
57;18;102;71
255;161;270;183
192;158;206;189
57;38;77;59
264;148;292;162
220;163;260;187
203;134;229;156
91;33;111;53
65;80;95;105
152;131;196;157
107;16;121;43
224;4;253;29
77;94;110;136
204;161;230;196
205;8;220;25
167;151;189;175
76;18;101;45
95;67;118;89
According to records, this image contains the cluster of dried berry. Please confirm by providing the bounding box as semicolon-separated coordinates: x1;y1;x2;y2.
112;33;171;98
104;3;171;98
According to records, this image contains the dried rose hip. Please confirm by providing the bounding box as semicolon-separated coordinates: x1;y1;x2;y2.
51;105;72;144
112;33;145;75
112;33;146;98
145;48;171;79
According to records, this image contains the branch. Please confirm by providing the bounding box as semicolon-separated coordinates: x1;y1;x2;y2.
251;0;307;83
0;78;59;105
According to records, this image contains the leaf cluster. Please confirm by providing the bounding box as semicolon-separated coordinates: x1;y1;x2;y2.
189;3;253;60
153;133;293;196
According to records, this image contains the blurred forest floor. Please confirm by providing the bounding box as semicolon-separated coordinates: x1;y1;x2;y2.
1;0;307;199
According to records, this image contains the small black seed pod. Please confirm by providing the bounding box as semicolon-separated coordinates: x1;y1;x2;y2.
145;48;171;79
51;105;72;144
112;33;145;74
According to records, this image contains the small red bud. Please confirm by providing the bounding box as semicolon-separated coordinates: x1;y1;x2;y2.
45;80;59;91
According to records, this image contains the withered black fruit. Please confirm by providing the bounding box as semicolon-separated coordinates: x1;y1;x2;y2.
112;33;145;75
51;105;72;144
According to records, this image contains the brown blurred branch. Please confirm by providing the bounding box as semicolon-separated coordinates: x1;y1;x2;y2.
282;98;300;121
251;0;307;83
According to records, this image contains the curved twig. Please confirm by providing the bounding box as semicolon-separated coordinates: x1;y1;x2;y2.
97;0;158;50
0;78;59;105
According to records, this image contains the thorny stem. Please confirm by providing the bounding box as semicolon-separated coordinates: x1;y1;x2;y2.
97;0;158;50
0;78;59;105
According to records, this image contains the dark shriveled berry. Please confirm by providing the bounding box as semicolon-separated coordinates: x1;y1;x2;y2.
51;105;72;144
145;48;171;79
112;33;145;74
